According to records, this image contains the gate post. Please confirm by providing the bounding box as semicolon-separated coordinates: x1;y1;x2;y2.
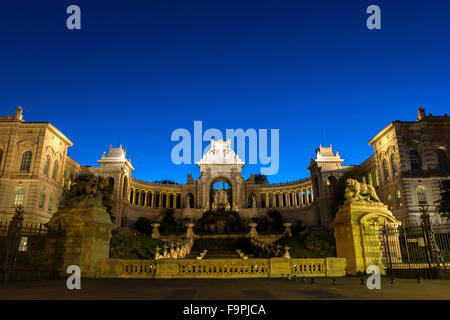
331;190;401;276
47;198;115;278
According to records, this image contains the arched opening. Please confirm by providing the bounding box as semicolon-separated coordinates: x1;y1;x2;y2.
129;189;134;204
135;191;140;205
437;149;448;172
210;178;232;210
185;193;194;208
247;193;256;208
141;192;146;206
122;176;128;200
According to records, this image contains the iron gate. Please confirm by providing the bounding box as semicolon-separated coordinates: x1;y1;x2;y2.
380;214;450;279
0;206;65;282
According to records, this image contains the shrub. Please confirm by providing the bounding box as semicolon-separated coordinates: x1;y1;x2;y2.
276;233;336;258
134;217;152;236
109;234;164;259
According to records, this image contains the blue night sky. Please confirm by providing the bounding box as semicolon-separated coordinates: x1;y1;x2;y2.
0;0;449;183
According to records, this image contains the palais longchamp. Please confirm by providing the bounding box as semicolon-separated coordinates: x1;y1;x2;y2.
0;106;449;228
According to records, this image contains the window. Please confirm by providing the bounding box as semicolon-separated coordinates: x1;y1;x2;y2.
391;154;398;176
387;194;392;210
39;192;45;208
383;159;389;180
409;150;421;170
375;169;380;186
43;155;50;176
48;196;53;211
416;186;427;205
437;149;448;172
397;190;402;207
52;160;59;180
20;151;32;172
368;173;373;186
14;188;24;206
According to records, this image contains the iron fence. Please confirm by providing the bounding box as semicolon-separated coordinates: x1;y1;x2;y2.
0;207;65;282
380;215;450;279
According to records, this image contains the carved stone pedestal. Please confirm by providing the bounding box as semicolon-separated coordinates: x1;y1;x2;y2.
331;200;401;276
47;199;115;278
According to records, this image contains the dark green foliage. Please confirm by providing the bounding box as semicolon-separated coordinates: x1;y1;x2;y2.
330;170;360;220
276;233;336;258
438;179;450;218
195;209;246;233
109;234;164;259
254;174;268;184
159;209;185;234
153;180;177;184
252;209;284;234
134;217;152;236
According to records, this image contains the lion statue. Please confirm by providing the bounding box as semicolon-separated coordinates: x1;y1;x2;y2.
344;178;381;203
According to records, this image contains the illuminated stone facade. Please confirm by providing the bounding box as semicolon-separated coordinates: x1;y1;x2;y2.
0;106;449;226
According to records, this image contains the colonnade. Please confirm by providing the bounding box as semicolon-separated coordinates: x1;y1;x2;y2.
258;187;313;209
128;188;182;209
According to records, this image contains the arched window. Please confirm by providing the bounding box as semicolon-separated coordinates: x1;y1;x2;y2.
383;159;389;180
129;189;134;204
416;186;427;205
123;176;128;199
14;188;25;206
261;194;266;208
43;155;50;176
52;160;59;180
409;150;421;170
390;154;397;176
437;149;448;172
20;151;32;172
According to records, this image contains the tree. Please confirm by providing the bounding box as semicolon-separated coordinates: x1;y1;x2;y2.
134;217;152;236
254;174;268;184
438;179;450;218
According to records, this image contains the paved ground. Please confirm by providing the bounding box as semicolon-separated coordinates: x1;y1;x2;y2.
1;277;450;300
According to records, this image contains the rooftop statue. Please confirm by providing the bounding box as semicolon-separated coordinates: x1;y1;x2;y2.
197;139;244;166
344;178;381;203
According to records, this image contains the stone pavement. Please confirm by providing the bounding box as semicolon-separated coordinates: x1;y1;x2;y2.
0;277;449;300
